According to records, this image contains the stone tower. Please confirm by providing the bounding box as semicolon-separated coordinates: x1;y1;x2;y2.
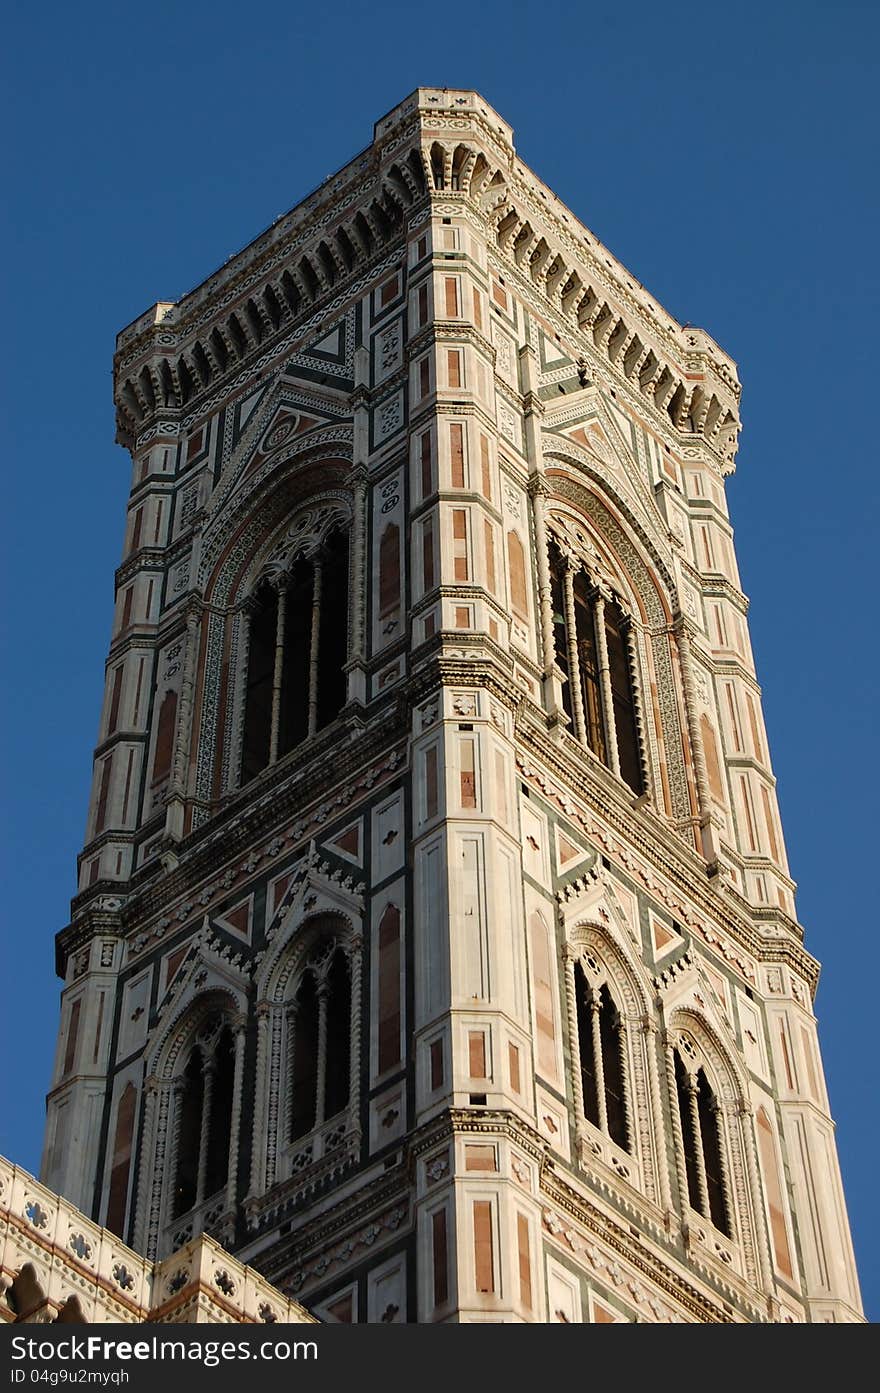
43;89;862;1323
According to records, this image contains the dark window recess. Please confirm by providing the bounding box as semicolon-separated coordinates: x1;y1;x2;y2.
241;528;350;784
674;1051;732;1238
605;599;643;794
575;965;630;1153
698;1068;731;1236
548;546;643;793
241;582;277;783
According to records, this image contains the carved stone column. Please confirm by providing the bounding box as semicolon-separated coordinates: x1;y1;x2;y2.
307;559;323;738
622;615;652;800
562;557;587;746
195;1059;215;1207
616;1018;635;1155
685;1071;711;1221
674;617;715;862
166;602;201;841
348;936;363;1122
592;588;621;778
163;1076;185;1226
269;578;288;765
249;1002;270;1199
739;1100;774;1294
133;1075;159;1254
643;1020;673;1214
228;600;253;793
664;1037;691;1227
145;1078;173;1260
590;992;608;1136
225;1017;247;1214
528;475;561;708
282;1003;297;1156
348;464;368;704
562;946;586;1140
314;980;330;1128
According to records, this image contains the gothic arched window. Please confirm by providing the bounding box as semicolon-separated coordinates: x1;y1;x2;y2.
673;1046;732;1238
549;539;644;794
241;522;350;784
286;945;352;1148
171;1017;237;1221
574;964;630;1153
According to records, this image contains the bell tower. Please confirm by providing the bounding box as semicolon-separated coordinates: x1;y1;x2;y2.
43;89;862;1322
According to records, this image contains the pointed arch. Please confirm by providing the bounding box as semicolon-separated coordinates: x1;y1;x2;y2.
250;909;362;1202
563;921;663;1206
665;1005;771;1288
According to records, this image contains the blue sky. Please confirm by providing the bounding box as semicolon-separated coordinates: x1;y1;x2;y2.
2;1;877;1320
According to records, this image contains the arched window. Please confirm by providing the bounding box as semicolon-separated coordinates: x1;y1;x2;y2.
287;944;352;1149
171;1017;237;1221
574;965;630;1153
549;540;644;794
241;524;350;783
673;1046;732;1237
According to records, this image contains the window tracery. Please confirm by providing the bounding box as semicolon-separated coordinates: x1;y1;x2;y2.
250;913;362;1204
170;1014;237;1222
561;933;666;1207
548;533;644;794
672;1038;732;1238
240;504;350;784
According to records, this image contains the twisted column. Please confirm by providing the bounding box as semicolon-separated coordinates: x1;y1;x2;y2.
590;992;608;1136
685;1071;711;1220
528;475;557;682
644;1020;673;1213
665;1038;691;1225
617;1018;635;1154
225;1018;247;1214
195;1059;215;1207
282;1004;298;1150
562;558;587;746
562;947;586;1136
740;1100;773;1291
622;615;652;799
674;618;713;841
249;1002;270;1197
593;589;621;777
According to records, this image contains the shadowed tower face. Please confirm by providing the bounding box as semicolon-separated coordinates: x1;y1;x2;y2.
43;89;862;1324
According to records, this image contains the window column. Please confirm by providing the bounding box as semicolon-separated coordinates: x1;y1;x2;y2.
251;1002;271;1196
224;1017;247;1214
621;614;651;798
269;577;288;765
589;990;609;1136
307;558;323;738
314;978;330;1128
230;601;253;793
563;947;587;1133
592;588;621;778
283;1003;298;1147
348;937;363;1111
561;556;587;746
195;1054;215;1208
